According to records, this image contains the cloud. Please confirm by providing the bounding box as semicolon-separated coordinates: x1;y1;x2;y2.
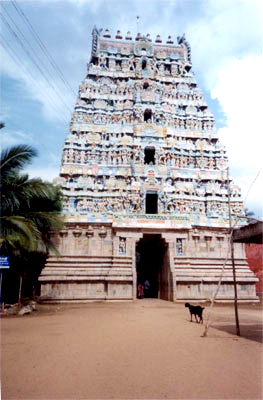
3;0;260;126
67;0;105;12
212;56;263;170
211;55;263;216
1;0;262;217
0;128;34;147
0;48;74;123
25;166;60;183
186;0;262;90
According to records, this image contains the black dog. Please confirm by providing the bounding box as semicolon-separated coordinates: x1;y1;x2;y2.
185;303;204;324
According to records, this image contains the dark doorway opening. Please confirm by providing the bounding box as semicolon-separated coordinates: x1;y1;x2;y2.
144;109;152;122
146;192;158;214
136;234;167;299
144;147;155;164
143;82;149;90
142;59;147;70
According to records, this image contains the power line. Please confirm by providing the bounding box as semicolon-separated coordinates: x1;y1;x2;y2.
1;36;69;168
0;37;69;125
243;167;263;206
0;34;69;125
1;4;66;104
1;11;73;114
2;3;42;65
11;0;76;98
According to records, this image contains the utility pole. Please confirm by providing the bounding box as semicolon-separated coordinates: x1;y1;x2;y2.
227;167;240;336
136;16;140;34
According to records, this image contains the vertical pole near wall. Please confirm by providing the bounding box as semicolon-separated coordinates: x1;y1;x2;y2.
227;167;241;336
136;16;140;34
0;270;2;309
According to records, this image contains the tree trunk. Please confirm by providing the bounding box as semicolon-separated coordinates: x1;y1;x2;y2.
18;276;23;307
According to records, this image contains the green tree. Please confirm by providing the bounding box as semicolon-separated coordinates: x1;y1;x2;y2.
0;144;64;304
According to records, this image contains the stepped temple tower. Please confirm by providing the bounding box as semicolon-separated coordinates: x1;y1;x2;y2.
39;27;258;302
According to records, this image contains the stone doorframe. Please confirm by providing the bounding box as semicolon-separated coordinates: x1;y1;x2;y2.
130;231;177;302
130;233;143;300
113;230;177;302
161;233;176;302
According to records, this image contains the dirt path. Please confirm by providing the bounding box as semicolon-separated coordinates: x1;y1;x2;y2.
1;300;263;399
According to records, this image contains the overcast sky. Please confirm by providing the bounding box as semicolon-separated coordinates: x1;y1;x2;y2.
1;0;262;218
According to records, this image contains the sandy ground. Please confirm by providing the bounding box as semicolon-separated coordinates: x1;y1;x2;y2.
1;299;263;400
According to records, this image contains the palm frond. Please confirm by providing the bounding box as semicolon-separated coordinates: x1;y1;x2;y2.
1;174;60;215
0;145;37;179
0;144;64;263
0;215;39;252
20;178;55;200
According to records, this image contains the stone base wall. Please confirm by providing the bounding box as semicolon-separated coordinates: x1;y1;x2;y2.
173;256;258;301
39;254;134;301
40;282;133;302
175;282;257;301
39;222;258;303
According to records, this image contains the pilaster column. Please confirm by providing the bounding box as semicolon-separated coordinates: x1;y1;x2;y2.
85;225;94;255
59;231;68;255
73;229;82;252
98;225;107;254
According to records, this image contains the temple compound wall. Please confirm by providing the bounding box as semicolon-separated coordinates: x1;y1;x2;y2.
39;27;258;302
40;221;257;302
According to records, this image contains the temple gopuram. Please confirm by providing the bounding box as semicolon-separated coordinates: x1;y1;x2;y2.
39;27;258;302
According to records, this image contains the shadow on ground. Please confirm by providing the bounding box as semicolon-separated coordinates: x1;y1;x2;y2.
213;323;263;343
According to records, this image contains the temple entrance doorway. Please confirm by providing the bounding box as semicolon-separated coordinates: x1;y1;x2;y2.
136;234;171;300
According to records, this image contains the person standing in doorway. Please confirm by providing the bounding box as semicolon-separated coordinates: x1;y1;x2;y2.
137;272;144;299
137;282;144;299
144;279;150;298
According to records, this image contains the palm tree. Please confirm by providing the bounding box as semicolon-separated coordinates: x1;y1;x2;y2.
0;145;64;304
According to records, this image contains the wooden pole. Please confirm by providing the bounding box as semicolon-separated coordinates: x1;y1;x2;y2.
0;271;2;311
202;242;231;337
136;16;140;34
227;167;240;336
18;275;23;308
